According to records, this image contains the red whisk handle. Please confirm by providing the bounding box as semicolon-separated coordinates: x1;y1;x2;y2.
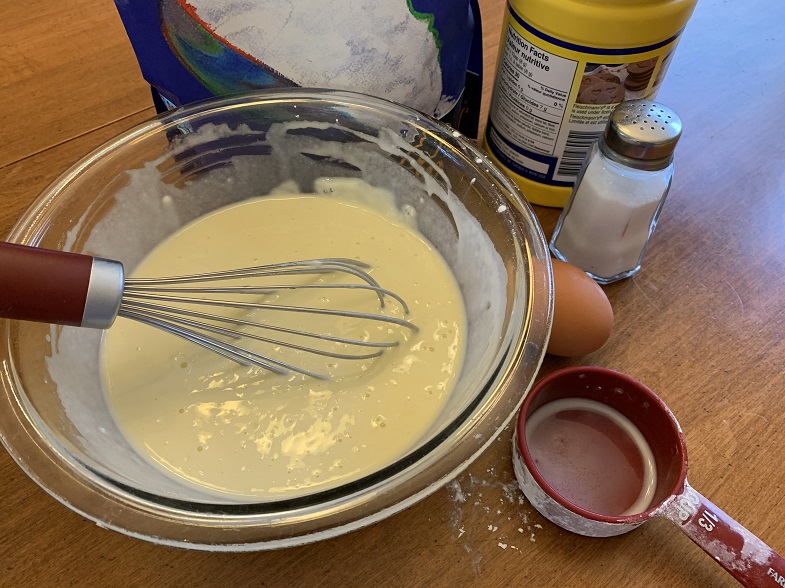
0;242;123;328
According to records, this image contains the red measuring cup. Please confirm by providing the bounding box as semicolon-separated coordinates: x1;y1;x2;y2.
513;366;785;587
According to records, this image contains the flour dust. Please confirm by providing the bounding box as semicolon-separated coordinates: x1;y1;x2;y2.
444;426;543;576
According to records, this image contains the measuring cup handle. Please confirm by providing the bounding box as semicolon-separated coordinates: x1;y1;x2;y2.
661;480;785;587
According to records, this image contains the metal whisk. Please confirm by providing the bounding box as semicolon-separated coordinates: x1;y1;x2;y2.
0;242;417;379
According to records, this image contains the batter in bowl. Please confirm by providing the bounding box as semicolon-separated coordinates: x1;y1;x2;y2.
102;179;467;499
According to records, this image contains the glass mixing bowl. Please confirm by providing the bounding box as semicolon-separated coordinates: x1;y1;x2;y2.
0;89;552;550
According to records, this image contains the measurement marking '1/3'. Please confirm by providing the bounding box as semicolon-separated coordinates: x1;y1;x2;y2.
698;509;719;532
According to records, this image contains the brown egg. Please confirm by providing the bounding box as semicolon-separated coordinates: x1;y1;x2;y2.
547;259;614;356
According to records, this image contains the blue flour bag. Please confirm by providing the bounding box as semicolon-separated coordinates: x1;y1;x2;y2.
115;0;483;138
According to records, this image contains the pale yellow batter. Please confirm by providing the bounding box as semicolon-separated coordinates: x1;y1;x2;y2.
102;180;466;499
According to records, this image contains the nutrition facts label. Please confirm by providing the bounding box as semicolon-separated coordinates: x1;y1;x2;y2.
488;25;577;157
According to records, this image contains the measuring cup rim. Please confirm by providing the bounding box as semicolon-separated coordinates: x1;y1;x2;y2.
516;365;689;525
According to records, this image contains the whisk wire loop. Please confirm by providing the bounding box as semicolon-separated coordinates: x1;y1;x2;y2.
119;305;391;360
121;292;416;331
123;258;404;308
125;310;328;379
117;258;417;378
119;300;402;349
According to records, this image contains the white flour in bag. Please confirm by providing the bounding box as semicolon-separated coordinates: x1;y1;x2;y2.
186;0;450;116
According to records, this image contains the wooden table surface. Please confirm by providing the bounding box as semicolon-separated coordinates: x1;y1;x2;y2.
1;1;784;586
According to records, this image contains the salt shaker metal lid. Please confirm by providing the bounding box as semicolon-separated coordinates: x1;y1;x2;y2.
601;100;683;171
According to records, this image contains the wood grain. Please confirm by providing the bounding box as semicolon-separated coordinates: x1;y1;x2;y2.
1;1;784;587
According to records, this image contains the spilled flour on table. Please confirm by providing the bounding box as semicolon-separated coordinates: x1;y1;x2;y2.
445;427;542;576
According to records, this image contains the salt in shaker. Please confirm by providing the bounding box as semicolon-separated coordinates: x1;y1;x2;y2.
550;100;682;284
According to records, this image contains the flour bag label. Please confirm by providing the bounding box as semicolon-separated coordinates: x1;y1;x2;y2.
115;0;482;137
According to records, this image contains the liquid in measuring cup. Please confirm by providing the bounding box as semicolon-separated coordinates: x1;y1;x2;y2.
525;398;657;517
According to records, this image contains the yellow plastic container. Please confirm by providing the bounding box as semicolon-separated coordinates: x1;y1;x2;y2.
483;0;698;207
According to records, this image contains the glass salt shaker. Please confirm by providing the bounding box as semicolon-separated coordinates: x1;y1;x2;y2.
550;100;682;284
